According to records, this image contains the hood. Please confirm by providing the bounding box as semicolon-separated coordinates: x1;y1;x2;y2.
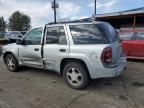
4;43;16;47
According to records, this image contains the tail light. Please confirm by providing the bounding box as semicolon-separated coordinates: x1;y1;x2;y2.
101;47;112;63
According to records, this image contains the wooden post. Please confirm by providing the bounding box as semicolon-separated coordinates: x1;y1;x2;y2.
133;16;136;31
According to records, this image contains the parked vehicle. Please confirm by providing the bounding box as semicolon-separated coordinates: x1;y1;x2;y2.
120;32;144;59
0;32;5;38
5;31;23;43
2;21;126;89
20;31;27;36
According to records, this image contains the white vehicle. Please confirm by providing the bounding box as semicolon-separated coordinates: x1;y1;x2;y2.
2;21;126;89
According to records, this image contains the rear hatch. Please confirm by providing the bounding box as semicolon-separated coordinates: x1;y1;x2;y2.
97;23;122;63
110;41;122;63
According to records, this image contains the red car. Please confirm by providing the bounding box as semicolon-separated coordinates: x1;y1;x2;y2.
120;32;144;59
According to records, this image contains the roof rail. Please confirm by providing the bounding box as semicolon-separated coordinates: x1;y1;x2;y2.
47;17;95;25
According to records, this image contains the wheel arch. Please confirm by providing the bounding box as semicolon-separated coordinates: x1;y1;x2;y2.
3;52;16;64
60;58;91;78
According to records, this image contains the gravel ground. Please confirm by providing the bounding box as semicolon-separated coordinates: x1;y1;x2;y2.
0;57;144;108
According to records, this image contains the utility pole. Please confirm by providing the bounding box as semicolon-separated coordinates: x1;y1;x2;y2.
51;0;59;23
54;0;56;23
95;0;96;16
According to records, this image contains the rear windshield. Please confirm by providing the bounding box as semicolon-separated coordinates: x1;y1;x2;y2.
70;23;119;45
97;23;119;43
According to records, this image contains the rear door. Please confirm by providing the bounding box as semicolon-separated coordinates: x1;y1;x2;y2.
43;25;69;71
18;28;43;66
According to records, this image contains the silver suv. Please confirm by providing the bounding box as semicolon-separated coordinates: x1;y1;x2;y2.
2;21;126;89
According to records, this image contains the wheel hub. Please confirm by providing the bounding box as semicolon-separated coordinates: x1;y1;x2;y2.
7;58;15;70
67;68;82;86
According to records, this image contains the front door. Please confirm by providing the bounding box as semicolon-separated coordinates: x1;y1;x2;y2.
131;33;144;57
19;27;43;66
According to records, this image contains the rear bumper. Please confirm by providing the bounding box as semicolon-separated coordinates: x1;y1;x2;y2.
89;56;127;79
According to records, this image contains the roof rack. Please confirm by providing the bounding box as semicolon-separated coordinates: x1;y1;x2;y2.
47;17;95;25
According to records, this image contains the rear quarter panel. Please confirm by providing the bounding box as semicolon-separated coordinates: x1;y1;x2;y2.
69;45;108;63
69;44;109;77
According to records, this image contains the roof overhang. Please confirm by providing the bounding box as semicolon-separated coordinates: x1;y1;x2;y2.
95;7;144;19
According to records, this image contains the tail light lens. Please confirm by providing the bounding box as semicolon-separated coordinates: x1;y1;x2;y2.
101;47;112;63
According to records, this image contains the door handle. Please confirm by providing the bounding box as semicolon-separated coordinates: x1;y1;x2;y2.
59;49;66;52
34;48;39;51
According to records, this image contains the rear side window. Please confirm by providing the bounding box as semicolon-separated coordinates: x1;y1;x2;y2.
46;26;67;44
70;24;107;44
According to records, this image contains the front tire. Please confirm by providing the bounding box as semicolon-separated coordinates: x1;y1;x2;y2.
63;62;89;90
5;54;19;72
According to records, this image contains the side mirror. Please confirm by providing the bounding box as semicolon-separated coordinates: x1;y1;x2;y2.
16;39;23;45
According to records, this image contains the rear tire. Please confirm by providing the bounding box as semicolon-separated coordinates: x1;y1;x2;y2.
5;54;19;72
63;62;89;90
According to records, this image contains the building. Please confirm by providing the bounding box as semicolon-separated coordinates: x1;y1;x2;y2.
95;7;144;32
57;7;144;33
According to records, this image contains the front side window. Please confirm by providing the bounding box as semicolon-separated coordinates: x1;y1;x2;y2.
24;28;42;45
46;26;67;44
70;24;107;44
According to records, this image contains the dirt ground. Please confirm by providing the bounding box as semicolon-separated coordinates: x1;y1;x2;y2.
0;57;144;108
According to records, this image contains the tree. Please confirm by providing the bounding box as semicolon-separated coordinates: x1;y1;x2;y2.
8;11;31;31
0;16;6;33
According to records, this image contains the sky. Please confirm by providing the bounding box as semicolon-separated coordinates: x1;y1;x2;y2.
0;0;144;27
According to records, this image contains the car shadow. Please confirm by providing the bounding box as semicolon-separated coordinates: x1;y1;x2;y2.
128;58;144;63
87;76;122;91
18;66;61;78
0;46;2;57
16;66;130;91
18;66;124;91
